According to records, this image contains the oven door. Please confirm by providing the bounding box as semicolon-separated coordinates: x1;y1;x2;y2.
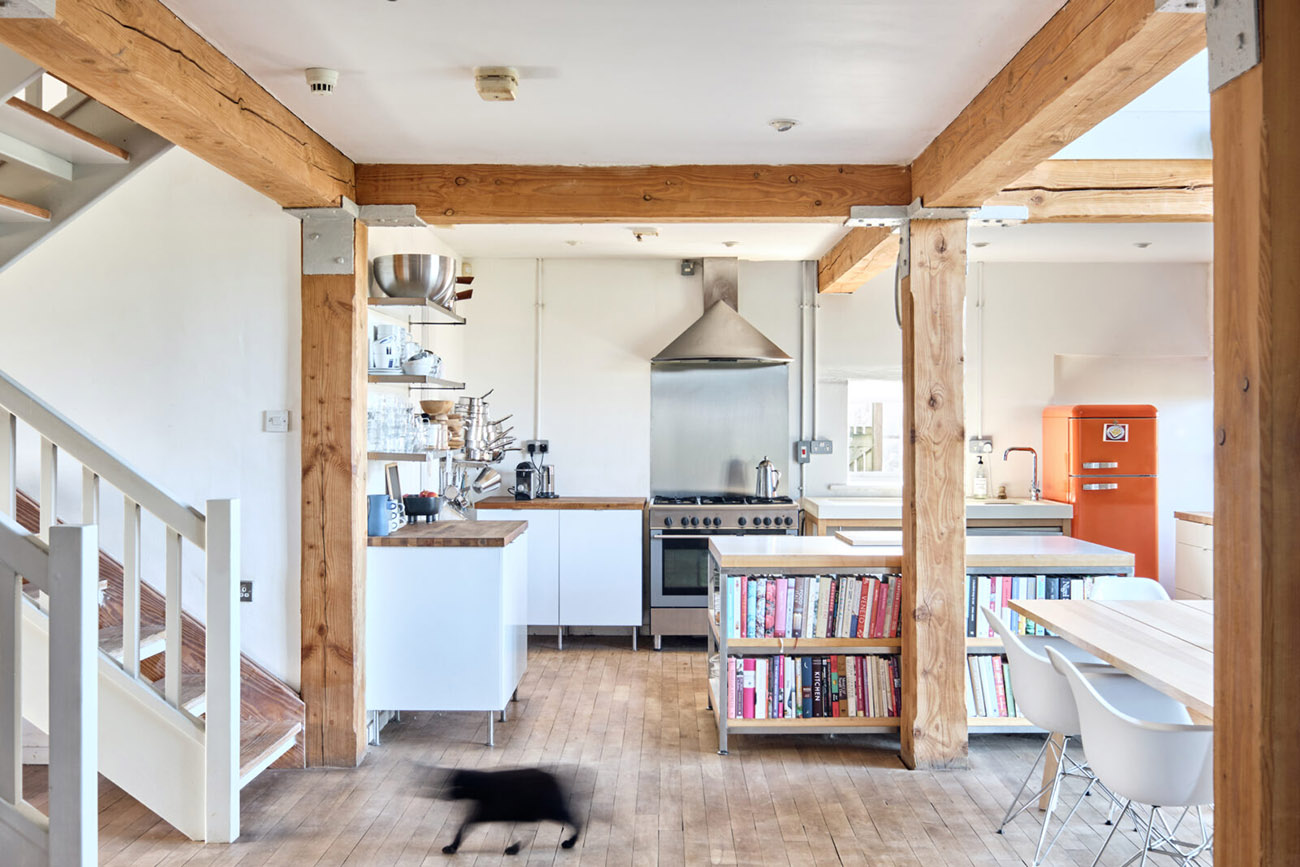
650;532;730;608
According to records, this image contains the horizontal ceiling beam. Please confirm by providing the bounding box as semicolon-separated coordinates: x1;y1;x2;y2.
355;163;912;223
988;158;1212;222
912;0;1205;208
0;0;354;208
817;227;899;294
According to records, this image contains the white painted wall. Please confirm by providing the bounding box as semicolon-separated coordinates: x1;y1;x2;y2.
0;148;304;684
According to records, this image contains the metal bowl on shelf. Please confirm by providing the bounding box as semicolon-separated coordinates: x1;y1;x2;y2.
371;254;456;302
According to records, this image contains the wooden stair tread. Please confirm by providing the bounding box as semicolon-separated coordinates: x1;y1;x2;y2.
149;672;206;715
240;719;302;788
98;621;167;663
0;192;49;223
4;96;130;162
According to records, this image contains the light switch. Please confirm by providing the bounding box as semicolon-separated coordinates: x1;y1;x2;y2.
263;410;290;433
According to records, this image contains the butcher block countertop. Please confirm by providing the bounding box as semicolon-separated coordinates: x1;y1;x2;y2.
475;496;646;511
368;521;527;547
1174;510;1213;526
802;496;1072;520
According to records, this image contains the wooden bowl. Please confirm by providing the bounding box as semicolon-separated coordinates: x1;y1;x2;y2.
421;400;456;415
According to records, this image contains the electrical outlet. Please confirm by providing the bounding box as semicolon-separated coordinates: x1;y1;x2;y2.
524;439;549;455
809;439;833;455
263;410;289;433
968;436;994;454
239;581;253;603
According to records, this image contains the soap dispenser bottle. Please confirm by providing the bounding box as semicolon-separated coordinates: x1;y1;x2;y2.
973;456;989;499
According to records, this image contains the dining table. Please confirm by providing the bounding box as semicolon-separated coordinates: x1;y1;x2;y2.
1007;598;1214;720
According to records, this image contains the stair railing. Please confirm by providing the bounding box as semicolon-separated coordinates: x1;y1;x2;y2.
0;514;97;866
0;367;241;842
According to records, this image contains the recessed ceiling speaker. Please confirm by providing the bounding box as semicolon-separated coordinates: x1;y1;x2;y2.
305;67;339;95
474;67;519;101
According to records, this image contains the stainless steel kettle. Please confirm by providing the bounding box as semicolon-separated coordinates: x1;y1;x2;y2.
755;456;781;500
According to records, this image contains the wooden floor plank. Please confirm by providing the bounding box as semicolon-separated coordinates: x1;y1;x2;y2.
42;637;1213;866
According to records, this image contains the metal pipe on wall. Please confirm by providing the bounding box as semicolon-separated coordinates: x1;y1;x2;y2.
533;258;543;440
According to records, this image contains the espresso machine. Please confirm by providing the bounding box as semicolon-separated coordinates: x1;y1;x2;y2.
514;462;537;500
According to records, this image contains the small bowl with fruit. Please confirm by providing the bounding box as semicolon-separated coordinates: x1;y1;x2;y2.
402;491;441;522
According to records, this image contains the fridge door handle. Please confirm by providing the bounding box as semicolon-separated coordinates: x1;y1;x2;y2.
1082;461;1119;469
1082;482;1120;491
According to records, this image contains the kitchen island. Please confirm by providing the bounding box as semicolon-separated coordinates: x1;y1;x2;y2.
366;520;528;746
801;496;1073;536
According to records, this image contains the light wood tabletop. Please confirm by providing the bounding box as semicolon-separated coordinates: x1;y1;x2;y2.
1007;598;1214;720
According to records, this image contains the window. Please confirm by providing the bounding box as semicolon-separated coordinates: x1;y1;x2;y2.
847;379;903;483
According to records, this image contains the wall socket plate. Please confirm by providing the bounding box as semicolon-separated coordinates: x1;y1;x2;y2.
523;440;549;456
239;581;253;603
263;410;289;433
969;436;994;454
795;439;833;463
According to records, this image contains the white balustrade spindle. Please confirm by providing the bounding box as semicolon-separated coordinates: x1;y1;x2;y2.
164;528;182;708
122;499;141;677
0;412;14;520
39;437;56;542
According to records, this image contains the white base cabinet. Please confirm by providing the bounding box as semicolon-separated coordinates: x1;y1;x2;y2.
489;508;642;628
1175;518;1213;600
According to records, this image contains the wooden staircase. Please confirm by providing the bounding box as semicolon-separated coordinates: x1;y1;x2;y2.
15;491;305;784
0;47;171;273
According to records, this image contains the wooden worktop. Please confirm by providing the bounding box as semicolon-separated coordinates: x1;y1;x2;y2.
1174;510;1213;526
367;520;527;547
711;533;1135;571
475;496;646;511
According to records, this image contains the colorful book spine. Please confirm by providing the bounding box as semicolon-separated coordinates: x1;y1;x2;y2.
775;578;788;637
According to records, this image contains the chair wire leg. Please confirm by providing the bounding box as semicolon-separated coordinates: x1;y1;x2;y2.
998;735;1051;832
1089;799;1131;867
1137;806;1159;867
1032;736;1070;866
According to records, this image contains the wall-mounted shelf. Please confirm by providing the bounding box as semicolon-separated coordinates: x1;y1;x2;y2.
367;451;453;463
367;374;466;390
367;296;465;326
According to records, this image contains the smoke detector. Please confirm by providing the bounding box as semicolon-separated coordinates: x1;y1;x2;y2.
474;66;519;102
305;67;339;95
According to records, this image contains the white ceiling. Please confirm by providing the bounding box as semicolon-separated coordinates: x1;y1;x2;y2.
430;221;1213;264
161;0;1067;165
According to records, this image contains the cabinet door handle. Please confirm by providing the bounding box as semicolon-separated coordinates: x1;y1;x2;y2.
1082;461;1119;469
1083;482;1119;491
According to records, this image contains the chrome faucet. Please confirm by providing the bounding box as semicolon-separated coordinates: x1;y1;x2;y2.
1003;447;1041;501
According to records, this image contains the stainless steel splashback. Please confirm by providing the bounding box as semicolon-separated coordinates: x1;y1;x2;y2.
651;362;790;495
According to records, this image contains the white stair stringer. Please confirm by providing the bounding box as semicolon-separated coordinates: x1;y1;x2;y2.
20;597;207;842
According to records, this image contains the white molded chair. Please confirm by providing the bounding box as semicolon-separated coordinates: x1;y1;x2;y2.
1046;645;1213;867
1088;575;1171;601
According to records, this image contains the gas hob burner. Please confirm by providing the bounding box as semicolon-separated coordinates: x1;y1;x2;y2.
746;495;794;505
652;495;700;506
700;495;747;506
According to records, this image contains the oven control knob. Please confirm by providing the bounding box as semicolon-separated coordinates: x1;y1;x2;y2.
663;517;672;527
759;517;769;526
706;517;716;527
752;516;761;525
784;516;794;526
690;516;699;526
714;517;724;527
737;516;746;526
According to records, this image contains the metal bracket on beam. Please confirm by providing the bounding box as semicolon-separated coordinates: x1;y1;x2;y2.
847;198;1027;229
0;0;56;18
285;197;359;275
1156;0;1205;11
1206;0;1260;91
358;204;428;228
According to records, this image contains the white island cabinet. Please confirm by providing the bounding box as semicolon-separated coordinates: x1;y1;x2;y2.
366;520;529;746
476;497;646;646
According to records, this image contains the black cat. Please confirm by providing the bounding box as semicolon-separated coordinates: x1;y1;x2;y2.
440;767;581;855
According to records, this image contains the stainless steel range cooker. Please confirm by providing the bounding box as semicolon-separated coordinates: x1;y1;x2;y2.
649;494;799;649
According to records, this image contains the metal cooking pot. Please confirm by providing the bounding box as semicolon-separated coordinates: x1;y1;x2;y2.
472;467;502;494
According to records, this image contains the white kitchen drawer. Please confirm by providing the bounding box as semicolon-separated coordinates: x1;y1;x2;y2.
1175;519;1213;549
1175;539;1213;600
559;509;642;627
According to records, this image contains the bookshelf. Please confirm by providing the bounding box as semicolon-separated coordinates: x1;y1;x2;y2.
706;557;904;753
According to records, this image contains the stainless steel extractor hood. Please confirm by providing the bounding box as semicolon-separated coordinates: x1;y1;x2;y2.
652;258;792;364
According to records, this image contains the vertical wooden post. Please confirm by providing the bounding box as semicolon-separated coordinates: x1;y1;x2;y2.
204;498;240;842
298;211;368;767
900;219;969;770
47;523;97;867
1212;2;1300;861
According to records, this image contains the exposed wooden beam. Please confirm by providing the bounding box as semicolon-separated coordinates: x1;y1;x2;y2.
1212;1;1300;860
300;219;368;768
988;159;1213;222
913;0;1205;207
355;163;911;223
900;219;968;770
817;227;900;294
0;0;353;207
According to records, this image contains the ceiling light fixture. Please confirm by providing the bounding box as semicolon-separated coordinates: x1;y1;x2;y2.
722;241;740;248
769;119;798;133
1134;241;1153;249
305;67;339;95
972;241;991;248
564;240;579;247
474;66;519;101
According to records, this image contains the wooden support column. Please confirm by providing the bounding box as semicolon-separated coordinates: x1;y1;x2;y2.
298;210;368;768
900;219;969;769
1211;0;1300;860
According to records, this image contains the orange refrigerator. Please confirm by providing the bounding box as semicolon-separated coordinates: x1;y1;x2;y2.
1042;405;1159;579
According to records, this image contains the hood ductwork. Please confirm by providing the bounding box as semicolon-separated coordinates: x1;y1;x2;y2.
652;258;792;364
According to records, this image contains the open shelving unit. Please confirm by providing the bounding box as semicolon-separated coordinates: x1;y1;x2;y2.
366;294;466;325
367;373;466;389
